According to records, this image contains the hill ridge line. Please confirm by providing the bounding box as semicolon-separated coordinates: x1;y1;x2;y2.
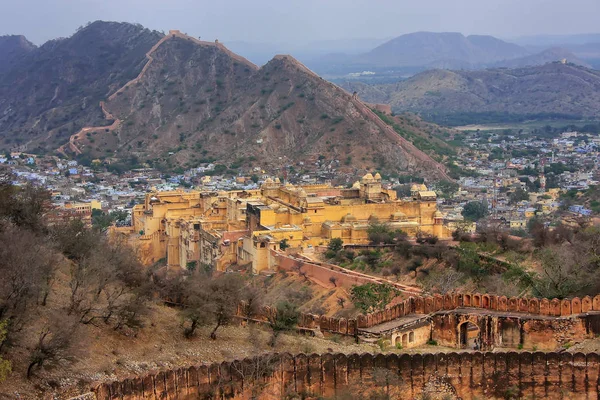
58;30;258;156
271;54;450;179
56;30;450;180
350;97;452;180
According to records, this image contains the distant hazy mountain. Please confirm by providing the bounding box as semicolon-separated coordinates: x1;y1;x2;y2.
355;32;530;68
0;35;36;74
494;47;590;68
343;62;600;124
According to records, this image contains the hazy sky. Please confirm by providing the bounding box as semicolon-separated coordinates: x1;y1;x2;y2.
2;0;600;45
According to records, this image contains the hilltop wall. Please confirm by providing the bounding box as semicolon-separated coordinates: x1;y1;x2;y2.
93;351;600;400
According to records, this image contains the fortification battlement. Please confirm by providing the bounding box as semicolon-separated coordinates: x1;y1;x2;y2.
92;351;600;400
241;293;600;338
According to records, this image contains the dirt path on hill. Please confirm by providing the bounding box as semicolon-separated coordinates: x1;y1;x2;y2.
57;31;257;157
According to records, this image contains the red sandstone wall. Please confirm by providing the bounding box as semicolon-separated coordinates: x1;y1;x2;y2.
94;351;600;400
274;252;600;321
431;313;592;351
241;292;600;344
274;252;421;294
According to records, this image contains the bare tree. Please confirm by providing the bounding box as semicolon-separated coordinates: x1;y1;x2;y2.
0;171;51;234
179;273;245;339
0;225;58;327
419;268;465;295
329;276;338;287
207;274;244;340
230;354;280;399
240;284;264;322
27;316;78;378
533;245;590;299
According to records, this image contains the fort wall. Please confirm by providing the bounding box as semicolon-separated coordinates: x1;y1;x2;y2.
238;291;600;348
93;351;600;400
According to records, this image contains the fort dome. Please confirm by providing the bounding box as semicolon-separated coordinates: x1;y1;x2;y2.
341;213;357;223
362;173;374;182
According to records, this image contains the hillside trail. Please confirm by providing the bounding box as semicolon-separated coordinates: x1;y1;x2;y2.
57;31;257;156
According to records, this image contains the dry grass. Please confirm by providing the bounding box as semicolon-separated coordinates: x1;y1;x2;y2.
2;302;378;399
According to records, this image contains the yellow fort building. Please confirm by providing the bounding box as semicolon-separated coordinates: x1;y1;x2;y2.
128;174;450;273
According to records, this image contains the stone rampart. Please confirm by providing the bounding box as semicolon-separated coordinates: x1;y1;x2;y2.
239;292;600;341
273;251;422;294
93;351;600;399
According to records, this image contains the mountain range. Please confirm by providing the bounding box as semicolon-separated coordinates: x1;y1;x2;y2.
341;62;600;125
355;32;530;68
302;32;593;80
0;21;450;180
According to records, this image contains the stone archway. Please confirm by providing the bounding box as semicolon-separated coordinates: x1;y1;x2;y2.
458;321;480;350
394;335;402;347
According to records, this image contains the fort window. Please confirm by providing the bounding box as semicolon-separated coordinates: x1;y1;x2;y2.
409;331;414;343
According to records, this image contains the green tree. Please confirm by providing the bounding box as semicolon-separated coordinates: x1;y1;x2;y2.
279;239;290;251
367;223;406;245
91;209;112;230
462;201;489;222
268;301;299;347
436;180;459;199
350;283;398;313
509;188;529;204
328;238;343;252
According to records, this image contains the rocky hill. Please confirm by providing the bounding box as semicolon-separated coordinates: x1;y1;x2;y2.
357;32;529;69
0;21;163;153
342;62;600;125
0;35;36;74
0;22;451;180
493;47;590;68
81;33;449;178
